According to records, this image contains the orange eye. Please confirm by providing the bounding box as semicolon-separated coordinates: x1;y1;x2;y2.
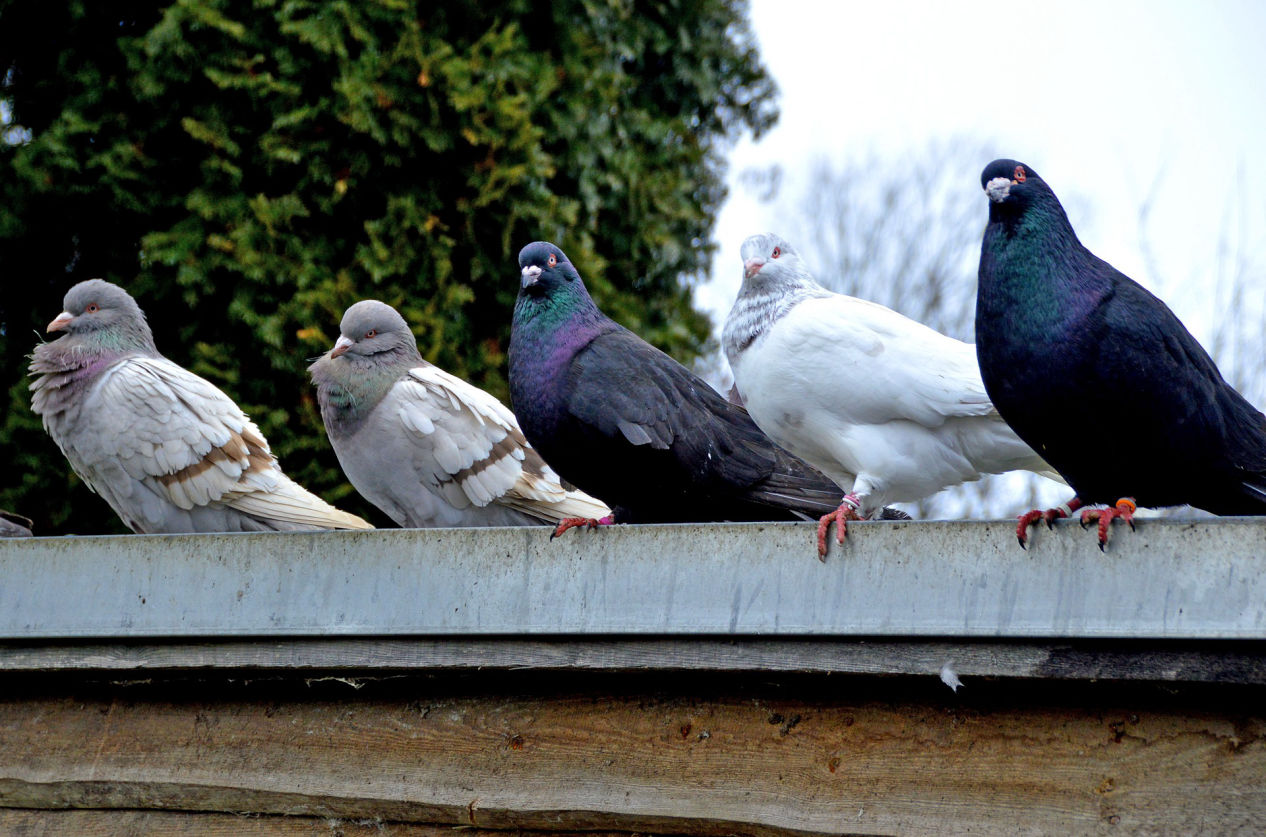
365;329;377;338
85;303;99;313
771;247;782;259
547;253;557;267
1013;165;1026;183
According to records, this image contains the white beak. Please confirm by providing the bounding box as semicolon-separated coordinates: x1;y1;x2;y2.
47;311;74;333
330;335;355;357
985;176;1013;203
521;265;542;288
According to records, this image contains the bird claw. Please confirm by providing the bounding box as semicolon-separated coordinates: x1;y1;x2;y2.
550;514;615;540
1015;497;1083;549
816;495;864;560
1078;498;1137;550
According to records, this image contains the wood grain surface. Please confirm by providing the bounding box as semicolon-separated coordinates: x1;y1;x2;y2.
1;675;1262;835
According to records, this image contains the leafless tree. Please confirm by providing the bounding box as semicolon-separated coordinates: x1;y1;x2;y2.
1135;163;1266;408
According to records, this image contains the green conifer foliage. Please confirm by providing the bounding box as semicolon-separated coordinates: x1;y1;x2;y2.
0;0;777;533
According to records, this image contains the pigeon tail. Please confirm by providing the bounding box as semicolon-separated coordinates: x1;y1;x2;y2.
226;472;373;530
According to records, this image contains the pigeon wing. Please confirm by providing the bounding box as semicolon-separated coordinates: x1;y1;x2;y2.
395;366;611;520
771;294;996;428
78;356;368;531
564;327;781;488
1101;274;1266;474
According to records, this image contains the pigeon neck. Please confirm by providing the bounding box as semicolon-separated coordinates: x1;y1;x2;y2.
28;339;136;423
509;285;613;433
979;197;1108;330
513;284;611;350
313;345;420;435
722;275;829;362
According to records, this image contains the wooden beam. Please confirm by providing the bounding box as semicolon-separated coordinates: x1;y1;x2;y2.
0;809;643;836
1;678;1263;835
2;637;1265;684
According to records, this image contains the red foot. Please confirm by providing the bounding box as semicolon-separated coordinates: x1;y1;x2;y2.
550;514;615;540
817;496;864;561
1016;497;1084;549
1079;498;1138;551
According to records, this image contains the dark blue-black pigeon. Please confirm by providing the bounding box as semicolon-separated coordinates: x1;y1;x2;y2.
509;241;886;542
976;158;1266;548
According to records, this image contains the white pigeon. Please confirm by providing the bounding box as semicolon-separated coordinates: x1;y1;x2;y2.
722;233;1059;554
29;279;373;534
308;300;612;528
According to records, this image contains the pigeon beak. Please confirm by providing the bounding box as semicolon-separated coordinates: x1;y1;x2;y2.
47;311;74;333
521;265;542;288
330;335;355;358
985;176;1013;203
743;257;766;279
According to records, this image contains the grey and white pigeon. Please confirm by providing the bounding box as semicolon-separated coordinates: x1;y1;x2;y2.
29;279;373;534
308;300;611;528
723;233;1060;554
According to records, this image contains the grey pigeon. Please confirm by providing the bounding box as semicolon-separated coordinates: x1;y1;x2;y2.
977;158;1266;548
29;279;372;534
0;511;33;538
723;233;1059;554
308;300;611;528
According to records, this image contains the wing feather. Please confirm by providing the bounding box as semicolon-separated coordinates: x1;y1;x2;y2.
78;357;369;530
387;366;610;521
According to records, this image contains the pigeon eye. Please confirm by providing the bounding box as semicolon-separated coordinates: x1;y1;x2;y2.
547;253;557;267
85;303;99;313
1013;165;1027;183
771;247;782;259
365;329;377;339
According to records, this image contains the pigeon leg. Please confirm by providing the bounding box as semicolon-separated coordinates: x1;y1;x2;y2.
1079;497;1138;550
1016;496;1084;549
817;494;864;560
550;514;615;540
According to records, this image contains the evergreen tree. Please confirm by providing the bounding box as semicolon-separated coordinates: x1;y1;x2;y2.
0;0;777;533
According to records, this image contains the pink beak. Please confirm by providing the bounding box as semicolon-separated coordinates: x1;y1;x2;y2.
330;335;355;358
743;257;766;279
47;312;74;333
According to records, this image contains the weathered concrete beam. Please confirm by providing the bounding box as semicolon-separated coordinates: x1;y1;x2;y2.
1;518;1264;640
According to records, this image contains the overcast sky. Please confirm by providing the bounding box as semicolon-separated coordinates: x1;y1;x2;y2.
698;0;1266;353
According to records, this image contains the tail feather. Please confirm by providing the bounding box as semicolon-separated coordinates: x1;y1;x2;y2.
500;488;612;525
228;473;373;530
499;448;613;524
746;448;849;517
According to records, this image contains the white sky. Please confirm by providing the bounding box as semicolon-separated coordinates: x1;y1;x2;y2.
698;0;1266;352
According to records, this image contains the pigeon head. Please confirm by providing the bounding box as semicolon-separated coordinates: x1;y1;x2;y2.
45;279;156;353
722;233;828;363
514;241;603;331
329;300;419;361
980;159;1057;214
310;300;422;431
739;233;809;284
517;241;585;297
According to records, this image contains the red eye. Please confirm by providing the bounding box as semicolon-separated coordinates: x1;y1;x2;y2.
365;329;377;338
85;303;99;313
547;253;557;267
771;247;782;259
1014;165;1026;183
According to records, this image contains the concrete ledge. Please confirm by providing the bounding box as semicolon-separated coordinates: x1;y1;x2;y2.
2;518;1264;640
